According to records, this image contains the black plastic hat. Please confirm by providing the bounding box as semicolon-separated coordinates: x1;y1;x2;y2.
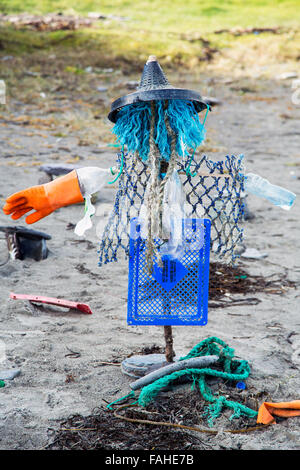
108;55;208;123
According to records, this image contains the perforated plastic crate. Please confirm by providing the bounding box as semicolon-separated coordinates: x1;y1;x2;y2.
127;218;211;325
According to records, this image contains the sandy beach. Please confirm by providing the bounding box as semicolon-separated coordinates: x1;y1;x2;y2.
0;73;299;450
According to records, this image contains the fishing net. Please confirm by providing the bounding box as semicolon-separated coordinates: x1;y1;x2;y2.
98;152;245;267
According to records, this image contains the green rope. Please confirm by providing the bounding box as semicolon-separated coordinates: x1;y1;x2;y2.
107;143;122;148
202;103;210;127
107;337;258;427
108;146;125;185
185;147;197;177
106;391;136;410
138;337;258;427
185;104;210;178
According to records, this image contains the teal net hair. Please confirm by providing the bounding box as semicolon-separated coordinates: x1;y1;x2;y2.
111;99;206;161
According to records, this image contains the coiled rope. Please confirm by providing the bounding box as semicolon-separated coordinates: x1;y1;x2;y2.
108;337;258;427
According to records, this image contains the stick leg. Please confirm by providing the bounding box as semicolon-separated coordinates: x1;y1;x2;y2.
164;325;175;362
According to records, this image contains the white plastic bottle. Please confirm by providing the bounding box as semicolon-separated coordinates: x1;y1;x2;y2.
244;173;296;210
76;167;112;196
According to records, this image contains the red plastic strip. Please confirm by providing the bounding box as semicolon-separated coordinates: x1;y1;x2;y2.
10;292;93;314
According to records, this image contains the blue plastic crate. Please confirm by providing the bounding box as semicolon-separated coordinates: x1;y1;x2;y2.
127;218;211;325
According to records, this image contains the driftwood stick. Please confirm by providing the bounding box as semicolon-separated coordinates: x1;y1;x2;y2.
164;325;175;362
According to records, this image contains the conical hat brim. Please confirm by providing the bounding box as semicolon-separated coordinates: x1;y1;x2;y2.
108;87;208;123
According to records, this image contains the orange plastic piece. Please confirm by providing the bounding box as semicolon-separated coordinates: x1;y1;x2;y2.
3;170;84;224
257;400;300;425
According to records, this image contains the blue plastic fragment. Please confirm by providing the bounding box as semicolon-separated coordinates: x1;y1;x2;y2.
127;218;211;326
236;381;246;390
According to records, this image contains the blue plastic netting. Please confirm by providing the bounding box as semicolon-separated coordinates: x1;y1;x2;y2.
98;153;244;267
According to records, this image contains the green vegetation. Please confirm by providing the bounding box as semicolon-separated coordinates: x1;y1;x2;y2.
0;1;299;92
0;2;298;152
1;0;300;32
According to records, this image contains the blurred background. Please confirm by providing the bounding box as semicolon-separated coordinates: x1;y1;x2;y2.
0;0;299;146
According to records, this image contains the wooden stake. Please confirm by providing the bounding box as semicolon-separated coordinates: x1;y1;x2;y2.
164;325;175;362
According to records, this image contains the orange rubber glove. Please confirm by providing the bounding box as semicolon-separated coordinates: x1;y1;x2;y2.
257;400;300;425
3;170;84;224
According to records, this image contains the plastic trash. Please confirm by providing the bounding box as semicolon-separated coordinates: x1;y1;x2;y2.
128;218;211;326
241;247;268;259
10;292;93;314
74;167;111;236
236;381;246;390
74;194;96;236
76;167;111;196
138;169;187;260
160;169;187;260
0;369;21;380
244;173;296;210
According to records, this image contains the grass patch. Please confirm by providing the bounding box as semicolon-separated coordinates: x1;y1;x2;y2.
0;1;299;78
1;0;300;32
0;0;299;145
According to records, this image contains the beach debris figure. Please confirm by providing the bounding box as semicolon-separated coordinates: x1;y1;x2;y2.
2;56;296;365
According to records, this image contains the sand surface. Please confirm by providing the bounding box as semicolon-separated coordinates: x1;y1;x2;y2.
0;74;299;450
